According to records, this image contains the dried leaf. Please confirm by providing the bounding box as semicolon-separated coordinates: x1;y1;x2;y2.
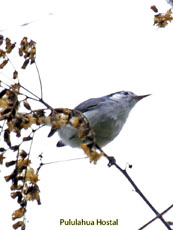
25;184;41;204
6;42;16;53
0;153;5;164
25;168;38;184
11;83;20;91
20;37;28;46
19;48;23;56
151;5;158;13
12;207;26;220
30;59;35;64
0;35;3;46
13;117;23;129
13;192;23;204
4;169;18;182
22;115;36;129
1;108;11;115
0;89;7;98
154;9;173;28
0;49;6;58
19;150;28;158
17;158;31;169
5;160;16;167
0;98;8;109
4;128;11;147
21;59;29;69
29;40;36;46
10;184;23;191
13;221;25;229
0;59;9;69
80;143;104;164
7;120;14;132
5;38;11;48
24;52;30;59
13;71;18;79
11;191;22;199
11;145;19;151
70;116;81;128
23;135;33;142
0;115;5;121
29;45;36;63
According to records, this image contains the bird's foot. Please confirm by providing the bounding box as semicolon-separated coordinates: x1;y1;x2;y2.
107;156;116;167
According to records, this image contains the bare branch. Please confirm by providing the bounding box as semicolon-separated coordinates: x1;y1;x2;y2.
34;61;43;99
105;156;172;230
138;204;173;230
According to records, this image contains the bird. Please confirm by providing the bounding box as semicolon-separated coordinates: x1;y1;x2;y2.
55;91;150;148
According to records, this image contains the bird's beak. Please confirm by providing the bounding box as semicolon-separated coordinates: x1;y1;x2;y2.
133;94;151;101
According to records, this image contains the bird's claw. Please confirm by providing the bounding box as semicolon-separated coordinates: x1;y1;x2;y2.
107;156;116;167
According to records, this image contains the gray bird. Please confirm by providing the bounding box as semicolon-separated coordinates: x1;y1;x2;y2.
56;91;150;148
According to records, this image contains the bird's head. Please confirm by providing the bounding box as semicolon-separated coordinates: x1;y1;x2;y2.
108;91;151;109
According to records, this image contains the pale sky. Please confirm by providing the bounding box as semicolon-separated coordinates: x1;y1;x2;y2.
1;1;173;230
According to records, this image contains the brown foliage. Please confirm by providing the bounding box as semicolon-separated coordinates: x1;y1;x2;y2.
0;35;105;229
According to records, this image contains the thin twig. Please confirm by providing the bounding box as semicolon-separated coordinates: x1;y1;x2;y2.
20;85;40;101
42;156;88;165
36;156;88;174
138;204;173;230
35;61;43;99
104;154;172;230
20;84;54;110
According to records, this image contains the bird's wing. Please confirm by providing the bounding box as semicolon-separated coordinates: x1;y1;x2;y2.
75;97;105;113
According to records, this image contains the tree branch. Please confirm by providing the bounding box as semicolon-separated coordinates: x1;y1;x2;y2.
104;155;172;230
138;204;173;230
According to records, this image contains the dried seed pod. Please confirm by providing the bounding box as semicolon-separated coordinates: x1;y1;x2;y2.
4;128;11;147
4;168;18;182
0;49;6;58
25;184;41;204
23;135;33;142
5;160;16;167
21;59;29;69
23;100;31;110
13;71;18;79
12;221;25;229
0;153;5;164
19;150;28;159
11;145;19;152
0;35;4;45
0;59;9;69
151;5;158;13
25;168;38;184
0;89;7;98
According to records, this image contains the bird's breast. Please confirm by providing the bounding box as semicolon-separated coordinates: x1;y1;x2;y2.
84;110;128;147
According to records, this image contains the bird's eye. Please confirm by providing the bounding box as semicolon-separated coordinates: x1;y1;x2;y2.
123;92;129;96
